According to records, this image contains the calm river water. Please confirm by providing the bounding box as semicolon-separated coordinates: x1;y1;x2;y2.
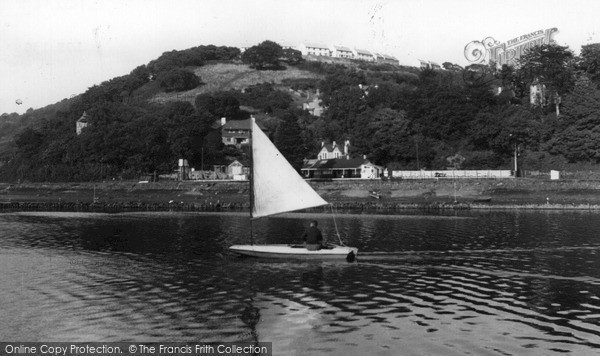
2;210;600;355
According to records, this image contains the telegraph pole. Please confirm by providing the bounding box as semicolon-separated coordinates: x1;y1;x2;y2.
513;142;518;177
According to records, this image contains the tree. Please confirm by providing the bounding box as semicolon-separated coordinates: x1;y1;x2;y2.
237;83;293;113
156;69;201;92
579;43;600;86
516;44;576;114
274;111;306;170
147;45;240;73
320;68;367;105
442;62;463;71
241;40;283;69
323;86;366;136
366;81;410;110
409;85;484;144
195;92;241;119
361;108;414;166
15;127;44;160
281;48;303;65
468;105;539;156
546;76;600;162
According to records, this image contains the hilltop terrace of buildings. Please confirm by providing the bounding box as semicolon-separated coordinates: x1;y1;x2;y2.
241;43;400;65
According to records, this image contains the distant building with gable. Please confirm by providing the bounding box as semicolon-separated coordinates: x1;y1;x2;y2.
419;59;442;70
353;48;375;62
297;42;399;64
220;116;269;147
302;157;384;179
76;111;90;135
302;140;384;179
302;89;324;117
379;53;400;65
530;79;547;107
330;45;354;59
317;140;350;160
298;43;332;57
242;43;399;65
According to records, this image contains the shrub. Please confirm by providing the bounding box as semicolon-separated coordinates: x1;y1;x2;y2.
157;69;201;92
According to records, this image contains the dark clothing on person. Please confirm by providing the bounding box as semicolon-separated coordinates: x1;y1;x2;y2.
302;226;323;250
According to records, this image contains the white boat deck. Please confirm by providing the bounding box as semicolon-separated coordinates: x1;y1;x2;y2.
229;244;358;261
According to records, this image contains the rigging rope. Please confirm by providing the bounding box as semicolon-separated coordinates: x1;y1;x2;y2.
330;204;345;246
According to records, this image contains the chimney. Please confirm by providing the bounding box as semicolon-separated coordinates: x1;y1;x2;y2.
321;141;325;148
221;117;226;126
344;140;350;156
332;141;336;149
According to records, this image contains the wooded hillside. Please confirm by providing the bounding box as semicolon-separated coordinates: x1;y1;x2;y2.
2;40;600;182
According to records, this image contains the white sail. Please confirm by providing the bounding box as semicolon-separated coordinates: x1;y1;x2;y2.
251;120;328;218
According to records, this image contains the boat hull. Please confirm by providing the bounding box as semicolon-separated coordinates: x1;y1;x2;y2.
229;244;358;261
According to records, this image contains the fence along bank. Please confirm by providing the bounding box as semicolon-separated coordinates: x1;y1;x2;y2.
387;170;513;179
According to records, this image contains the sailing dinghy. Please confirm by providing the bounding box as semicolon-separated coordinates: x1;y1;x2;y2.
229;119;358;262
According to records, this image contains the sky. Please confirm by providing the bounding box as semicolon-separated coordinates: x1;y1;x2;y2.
2;0;600;115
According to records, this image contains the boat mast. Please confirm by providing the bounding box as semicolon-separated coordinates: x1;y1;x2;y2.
249;118;254;245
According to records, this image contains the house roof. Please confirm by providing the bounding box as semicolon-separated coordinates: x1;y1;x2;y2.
223;118;252;130
228;159;246;167
321;143;342;153
355;49;372;56
302;158;379;170
333;46;352;52
222;158;250;167
304;43;330;50
221;118;268;130
77;111;90;123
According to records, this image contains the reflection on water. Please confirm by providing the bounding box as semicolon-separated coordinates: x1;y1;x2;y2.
2;211;600;354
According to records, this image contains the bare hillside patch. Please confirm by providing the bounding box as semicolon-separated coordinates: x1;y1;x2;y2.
151;63;323;104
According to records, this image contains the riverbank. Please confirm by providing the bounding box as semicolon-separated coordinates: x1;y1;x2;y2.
2;178;600;212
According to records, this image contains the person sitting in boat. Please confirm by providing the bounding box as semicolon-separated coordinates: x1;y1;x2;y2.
302;220;323;251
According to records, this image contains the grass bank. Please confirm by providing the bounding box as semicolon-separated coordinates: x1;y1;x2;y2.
3;178;600;211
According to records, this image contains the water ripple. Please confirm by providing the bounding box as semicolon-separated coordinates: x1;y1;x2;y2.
2;211;600;353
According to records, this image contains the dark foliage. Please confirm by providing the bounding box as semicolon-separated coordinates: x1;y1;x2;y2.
5;41;600;182
157;69;201;92
241;40;284;70
274;110;307;170
148;45;240;73
235;83;293;114
281;48;304;65
195;92;242;119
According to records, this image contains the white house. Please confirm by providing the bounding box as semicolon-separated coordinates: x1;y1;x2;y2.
303;139;384;179
227;160;242;175
317;140;350;160
379;53;400;65
530;79;547;106
302;157;384;179
330;45;354;59
302;90;324;117
353;48;375;62
298;43;332;57
76;111;90;135
419;59;442;70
